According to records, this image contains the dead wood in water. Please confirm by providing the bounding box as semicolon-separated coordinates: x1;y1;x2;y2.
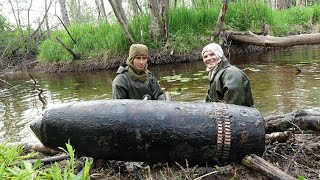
29;73;47;108
55;37;81;61
0;78;13;87
225;30;320;47
265;109;320;133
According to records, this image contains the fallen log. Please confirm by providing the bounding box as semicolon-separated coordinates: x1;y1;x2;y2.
22;143;60;155
242;154;296;180
225;30;320;47
7;142;60;155
30;100;265;165
265;109;320;133
265;131;293;143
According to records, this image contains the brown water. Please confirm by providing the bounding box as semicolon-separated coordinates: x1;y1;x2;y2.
1;45;320;144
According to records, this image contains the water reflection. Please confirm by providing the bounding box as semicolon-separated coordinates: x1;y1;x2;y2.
0;45;320;144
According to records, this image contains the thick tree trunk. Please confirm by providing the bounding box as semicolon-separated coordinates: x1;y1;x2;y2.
149;0;160;40
211;0;228;42
113;0;128;25
225;30;320;47
108;0;135;44
58;0;70;27
149;0;168;42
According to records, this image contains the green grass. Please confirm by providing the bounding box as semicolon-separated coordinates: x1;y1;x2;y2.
36;2;320;62
0;141;92;179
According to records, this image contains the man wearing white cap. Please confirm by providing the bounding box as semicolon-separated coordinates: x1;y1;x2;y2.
201;43;254;107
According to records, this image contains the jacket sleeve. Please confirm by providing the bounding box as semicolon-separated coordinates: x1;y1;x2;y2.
149;75;165;100
221;70;246;105
112;74;128;99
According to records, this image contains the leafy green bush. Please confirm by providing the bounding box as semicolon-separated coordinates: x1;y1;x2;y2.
0;141;92;179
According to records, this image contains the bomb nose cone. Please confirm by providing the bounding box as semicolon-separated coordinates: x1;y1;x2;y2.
29;118;45;143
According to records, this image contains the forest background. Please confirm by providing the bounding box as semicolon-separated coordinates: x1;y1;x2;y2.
1;0;320;73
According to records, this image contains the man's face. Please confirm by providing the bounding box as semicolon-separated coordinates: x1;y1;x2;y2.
133;55;148;70
202;51;219;69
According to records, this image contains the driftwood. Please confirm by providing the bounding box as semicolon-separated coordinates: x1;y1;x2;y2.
29;73;46;108
55;37;81;61
7;142;60;155
28;154;69;164
242;154;296;180
0;78;13;87
22;143;60;155
265;109;320;133
211;0;228;42
225;30;320;47
56;15;77;44
265;131;293;143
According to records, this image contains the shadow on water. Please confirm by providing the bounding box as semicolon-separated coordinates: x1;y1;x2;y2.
0;45;320;144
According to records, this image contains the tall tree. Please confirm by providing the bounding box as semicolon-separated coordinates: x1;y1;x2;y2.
114;0;128;25
58;0;70;27
44;0;51;37
27;0;33;32
266;0;292;9
211;0;229;42
8;0;21;29
130;0;142;17
296;0;307;6
95;0;108;22
108;0;135;44
95;0;102;20
100;0;108;22
276;0;292;9
149;0;169;42
76;0;82;22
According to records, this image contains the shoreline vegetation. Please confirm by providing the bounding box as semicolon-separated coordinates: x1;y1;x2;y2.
1;1;320;73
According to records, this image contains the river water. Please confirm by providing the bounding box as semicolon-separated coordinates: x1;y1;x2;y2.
1;45;320;144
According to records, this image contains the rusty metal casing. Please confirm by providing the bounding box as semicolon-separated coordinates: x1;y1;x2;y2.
30;99;265;165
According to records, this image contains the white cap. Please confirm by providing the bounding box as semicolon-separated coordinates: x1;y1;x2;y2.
201;43;224;58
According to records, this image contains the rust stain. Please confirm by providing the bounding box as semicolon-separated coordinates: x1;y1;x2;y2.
241;131;249;144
